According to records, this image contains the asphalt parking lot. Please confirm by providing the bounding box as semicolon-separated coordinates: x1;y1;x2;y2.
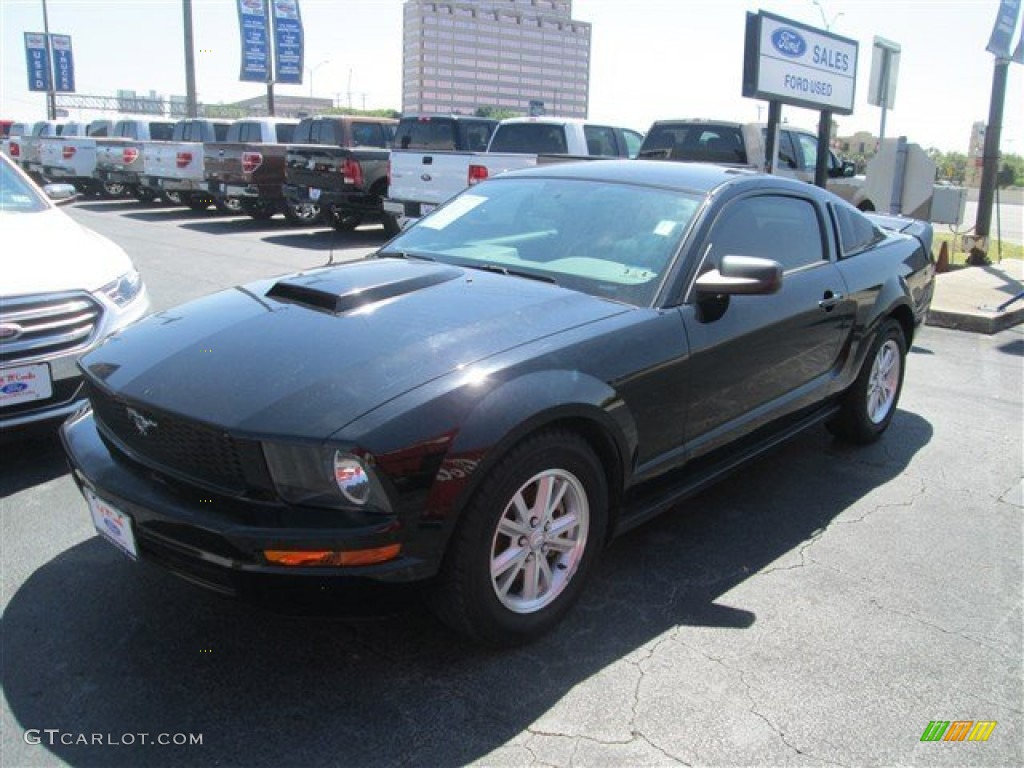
2;200;1022;767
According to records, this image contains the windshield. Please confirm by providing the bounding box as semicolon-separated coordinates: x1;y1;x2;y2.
385;177;701;307
0;157;48;213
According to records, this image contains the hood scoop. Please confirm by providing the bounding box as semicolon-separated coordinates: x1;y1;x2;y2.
267;262;464;315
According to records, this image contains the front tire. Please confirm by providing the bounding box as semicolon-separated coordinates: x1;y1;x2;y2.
326;204;362;231
382;212;402;237
240;199;277;221
430;430;608;646
828;319;907;443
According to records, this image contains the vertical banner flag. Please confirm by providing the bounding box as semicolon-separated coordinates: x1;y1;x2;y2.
50;34;76;92
986;0;1021;58
24;33;51;92
272;0;304;85
237;0;271;82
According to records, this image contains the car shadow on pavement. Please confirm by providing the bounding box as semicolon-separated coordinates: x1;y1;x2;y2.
0;431;69;495
259;227;388;252
3;411;932;767
122;209;242;224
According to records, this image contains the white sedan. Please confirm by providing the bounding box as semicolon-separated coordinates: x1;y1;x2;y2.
1;153;150;430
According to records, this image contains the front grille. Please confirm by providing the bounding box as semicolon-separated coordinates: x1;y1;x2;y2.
0;291;103;366
87;382;273;497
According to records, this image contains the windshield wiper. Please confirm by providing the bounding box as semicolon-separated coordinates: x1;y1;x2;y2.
463;263;557;284
376;250;436;262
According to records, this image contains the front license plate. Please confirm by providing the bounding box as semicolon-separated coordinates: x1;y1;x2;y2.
0;363;53;407
309;187;321;201
86;490;138;559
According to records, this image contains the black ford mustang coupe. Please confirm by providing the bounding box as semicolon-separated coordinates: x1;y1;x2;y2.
62;160;935;645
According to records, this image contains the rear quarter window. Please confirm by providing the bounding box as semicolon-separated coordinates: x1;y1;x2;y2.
275;123;296;143
832;203;885;257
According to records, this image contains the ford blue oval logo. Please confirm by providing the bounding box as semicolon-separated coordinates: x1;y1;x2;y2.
1;382;27;395
771;28;807;58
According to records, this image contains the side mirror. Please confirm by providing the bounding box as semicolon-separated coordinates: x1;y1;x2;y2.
694;255;783;296
842;161;856;177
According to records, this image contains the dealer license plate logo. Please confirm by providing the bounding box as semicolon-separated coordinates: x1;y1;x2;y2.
86;490;138;559
0;364;52;408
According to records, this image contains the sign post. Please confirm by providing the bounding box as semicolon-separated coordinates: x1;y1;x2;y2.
868;36;901;141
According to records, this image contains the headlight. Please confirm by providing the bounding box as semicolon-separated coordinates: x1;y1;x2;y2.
99;270;144;307
262;442;389;512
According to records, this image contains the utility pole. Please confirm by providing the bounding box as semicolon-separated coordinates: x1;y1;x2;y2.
970;0;1023;265
183;0;198;117
41;0;56;119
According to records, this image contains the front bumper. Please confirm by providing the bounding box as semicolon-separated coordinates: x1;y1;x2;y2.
60;410;429;597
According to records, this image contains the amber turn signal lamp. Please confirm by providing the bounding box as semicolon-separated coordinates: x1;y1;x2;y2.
264;544;401;567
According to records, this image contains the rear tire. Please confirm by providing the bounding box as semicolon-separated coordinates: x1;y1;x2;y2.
215;197;243;214
186;194;213;211
133;186;157;203
164;190;185;205
827;319;906;444
326;204;362;231
430;430;607;646
382;213;402;237
282;201;322;225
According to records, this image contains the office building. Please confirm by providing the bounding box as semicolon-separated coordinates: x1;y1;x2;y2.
401;0;591;117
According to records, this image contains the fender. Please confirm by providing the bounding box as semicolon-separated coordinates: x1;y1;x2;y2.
427;369;638;540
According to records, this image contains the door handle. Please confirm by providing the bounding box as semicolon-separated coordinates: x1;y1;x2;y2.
819;291;844;311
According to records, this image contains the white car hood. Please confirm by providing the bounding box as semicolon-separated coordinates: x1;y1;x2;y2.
2;207;134;297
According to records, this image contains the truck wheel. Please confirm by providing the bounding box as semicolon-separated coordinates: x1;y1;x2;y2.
827;319;906;444
327;205;362;231
382;213;402;237
134;186;157;203
186;195;213;211
101;182;127;198
215;198;243;215
283;201;322;225
240;200;276;221
164;191;185;205
429;430;607;646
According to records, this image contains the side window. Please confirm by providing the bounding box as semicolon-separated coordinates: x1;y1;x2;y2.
832;202;885;257
622;128;644;158
705;195;826;273
151;123;175;141
461;122;492;151
583;125;618;157
293;120;312;144
776;131;798;169
791;132;819;170
213;123;229;142
275;123;296;143
351;123;384;147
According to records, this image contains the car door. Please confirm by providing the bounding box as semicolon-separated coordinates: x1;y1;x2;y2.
678;191;853;456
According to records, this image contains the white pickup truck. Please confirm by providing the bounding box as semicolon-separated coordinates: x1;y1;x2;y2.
38;119;115;195
637;119;966;225
94;117;177;200
8;120;64;181
383;116;643;234
140;118;233;210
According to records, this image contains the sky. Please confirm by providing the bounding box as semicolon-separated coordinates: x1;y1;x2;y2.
1;0;1021;155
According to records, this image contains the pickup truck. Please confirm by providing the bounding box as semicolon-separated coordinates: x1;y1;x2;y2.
38;119;116;195
204;118;300;221
282;115;398;229
8;120;64;181
94;117;177;200
140;118;233;210
382;116;641;235
636;119;966;225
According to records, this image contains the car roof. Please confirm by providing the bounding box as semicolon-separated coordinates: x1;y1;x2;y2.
499;158;818;197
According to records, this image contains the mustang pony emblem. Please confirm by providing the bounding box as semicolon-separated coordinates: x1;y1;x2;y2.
125;407;158;436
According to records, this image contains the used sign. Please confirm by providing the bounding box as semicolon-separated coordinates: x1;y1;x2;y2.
743;10;859;115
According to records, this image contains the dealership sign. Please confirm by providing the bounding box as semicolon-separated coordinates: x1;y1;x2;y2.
272;0;304;85
237;0;271;82
743;11;858;115
24;33;51;92
50;34;76;92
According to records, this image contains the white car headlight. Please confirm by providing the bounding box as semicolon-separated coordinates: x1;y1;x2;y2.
99;270;144;307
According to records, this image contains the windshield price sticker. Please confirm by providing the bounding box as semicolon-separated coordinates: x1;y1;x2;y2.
421;195;487;230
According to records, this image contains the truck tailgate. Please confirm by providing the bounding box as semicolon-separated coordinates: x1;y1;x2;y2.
387;149;481;206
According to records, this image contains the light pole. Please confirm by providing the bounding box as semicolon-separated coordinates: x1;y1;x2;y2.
308;59;329;98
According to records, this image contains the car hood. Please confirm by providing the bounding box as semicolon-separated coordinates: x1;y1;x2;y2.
82;259;630;439
2;207;135;296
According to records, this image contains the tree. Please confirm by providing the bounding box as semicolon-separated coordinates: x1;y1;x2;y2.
475;106;519;120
